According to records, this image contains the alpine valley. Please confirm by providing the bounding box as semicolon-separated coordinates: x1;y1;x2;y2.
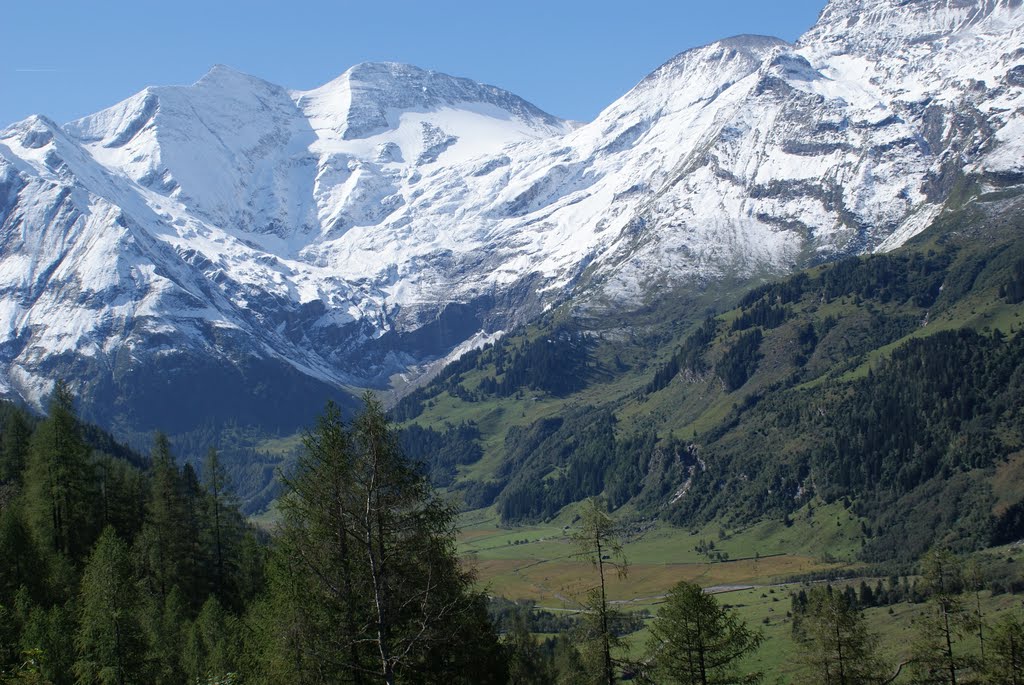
2;0;1024;541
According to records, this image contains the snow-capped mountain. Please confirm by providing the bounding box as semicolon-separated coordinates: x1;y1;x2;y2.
1;0;1022;433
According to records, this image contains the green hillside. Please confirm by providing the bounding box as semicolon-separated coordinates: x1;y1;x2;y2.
393;197;1024;562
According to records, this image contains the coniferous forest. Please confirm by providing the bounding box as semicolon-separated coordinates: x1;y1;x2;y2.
2;381;1024;683
3;197;1024;684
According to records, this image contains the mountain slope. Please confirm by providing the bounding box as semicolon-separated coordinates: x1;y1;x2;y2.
1;0;1024;438
394;192;1024;560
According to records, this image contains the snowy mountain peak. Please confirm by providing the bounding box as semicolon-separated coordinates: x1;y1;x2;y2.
803;0;1023;54
196;63;255;83
2;0;1024;433
638;34;788;87
1;114;59;150
596;34;787;131
294;61;570;141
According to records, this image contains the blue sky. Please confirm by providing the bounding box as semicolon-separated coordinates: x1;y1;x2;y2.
1;0;826;127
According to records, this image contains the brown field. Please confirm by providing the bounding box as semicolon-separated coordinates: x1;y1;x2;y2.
468;554;843;608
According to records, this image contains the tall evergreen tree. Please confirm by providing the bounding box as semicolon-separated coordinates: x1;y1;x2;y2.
257;395;501;684
22;381;96;561
571;497;628;685
985;612;1024;685
135;433;190;604
793;586;885;685
646;581;763;685
910;548;981;685
73;527;147;685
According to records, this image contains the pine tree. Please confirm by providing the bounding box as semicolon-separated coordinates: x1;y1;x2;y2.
794;585;885;685
646;581;763;685
74;527;147;685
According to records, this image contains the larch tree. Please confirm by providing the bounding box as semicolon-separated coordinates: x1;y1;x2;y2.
504;607;556;685
571;496;628;685
794;585;885;685
0;507;45;607
202;447;240;605
910;547;981;685
985;611;1024;685
257;400;369;683
23;381;96;561
0;405;32;484
257;394;501;685
646;581;763;685
74;527;147;685
183;595;243;683
135;433;191;604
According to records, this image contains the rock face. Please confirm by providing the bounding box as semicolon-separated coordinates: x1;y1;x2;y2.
0;0;1022;431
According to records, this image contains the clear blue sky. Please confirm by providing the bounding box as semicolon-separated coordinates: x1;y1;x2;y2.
0;0;826;127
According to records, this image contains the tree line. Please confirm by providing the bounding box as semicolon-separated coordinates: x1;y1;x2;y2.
788;548;1024;685
3;386;1023;683
0;383;264;683
666;327;1024;559
392;327;592;423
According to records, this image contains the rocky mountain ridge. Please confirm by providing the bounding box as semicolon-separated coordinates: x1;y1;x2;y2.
1;0;1022;433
